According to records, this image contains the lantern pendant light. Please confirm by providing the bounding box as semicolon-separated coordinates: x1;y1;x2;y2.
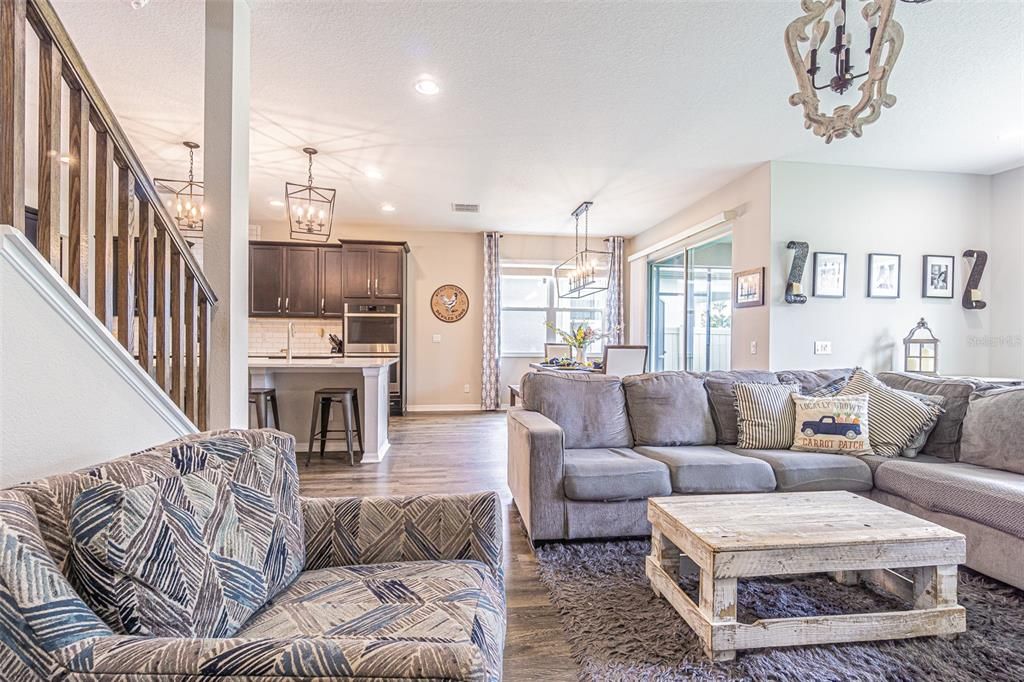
286;147;336;242
555;201;611;299
154;141;205;236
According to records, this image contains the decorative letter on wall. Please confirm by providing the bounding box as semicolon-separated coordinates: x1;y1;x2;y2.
785;241;809;304
962;250;987;310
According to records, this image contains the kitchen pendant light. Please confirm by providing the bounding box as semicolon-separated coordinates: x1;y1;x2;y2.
785;0;929;143
555;201;611;299
154;141;205;236
286;147;336;242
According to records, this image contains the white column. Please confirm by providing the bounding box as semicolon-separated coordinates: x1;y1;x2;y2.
204;0;250;429
360;365;392;463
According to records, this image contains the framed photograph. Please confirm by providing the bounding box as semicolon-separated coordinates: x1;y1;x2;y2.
734;267;765;308
922;255;955;299
867;253;901;299
813;252;847;298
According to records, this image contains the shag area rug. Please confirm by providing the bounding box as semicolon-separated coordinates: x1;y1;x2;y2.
535;540;1024;681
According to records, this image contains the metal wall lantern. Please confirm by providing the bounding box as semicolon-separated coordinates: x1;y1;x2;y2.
286;147;336;242
555;201;611;299
154;141;204;236
903;317;939;375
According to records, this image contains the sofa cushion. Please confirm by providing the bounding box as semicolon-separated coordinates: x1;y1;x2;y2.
724;447;873;492
704;370;780;444
860;453;947;474
960;386;1024;475
775;368;855;393
874;459;1024;540
633;446;776;494
622;372;716;446
521;372;632;448
563;448;671;501
877;372;996;459
839;370;943;457
68;430;305;638
239;560;505;681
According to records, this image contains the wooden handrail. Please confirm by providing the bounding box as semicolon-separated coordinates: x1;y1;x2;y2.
2;0;217;430
24;0;216;304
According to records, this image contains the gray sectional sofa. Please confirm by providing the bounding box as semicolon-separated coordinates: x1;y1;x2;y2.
507;368;1024;591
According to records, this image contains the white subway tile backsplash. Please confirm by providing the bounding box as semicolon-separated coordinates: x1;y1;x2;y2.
248;318;344;357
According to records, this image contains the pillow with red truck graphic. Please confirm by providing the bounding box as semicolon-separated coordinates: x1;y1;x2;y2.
791;393;872;456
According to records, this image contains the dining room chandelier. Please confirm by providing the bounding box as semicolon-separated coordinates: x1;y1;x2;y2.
286;147;336;242
785;0;928;143
555;201;611;299
154;141;204;236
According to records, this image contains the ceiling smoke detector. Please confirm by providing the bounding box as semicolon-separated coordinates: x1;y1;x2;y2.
451;203;480;213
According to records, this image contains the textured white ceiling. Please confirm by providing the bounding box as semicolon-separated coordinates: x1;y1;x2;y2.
50;0;1024;236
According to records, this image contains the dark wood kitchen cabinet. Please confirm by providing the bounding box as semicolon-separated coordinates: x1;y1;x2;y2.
319;247;345;317
341;243;405;302
283;246;320;316
249;244;286;316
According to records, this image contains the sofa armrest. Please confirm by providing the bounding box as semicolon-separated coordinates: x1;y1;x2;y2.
507;408;566;542
58;634;487;680
300;491;503;576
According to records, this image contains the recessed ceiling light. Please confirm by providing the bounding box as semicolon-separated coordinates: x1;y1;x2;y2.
414;75;440;96
364;167;384;180
269;199;285;207
58;154;72;164
381;203;397;213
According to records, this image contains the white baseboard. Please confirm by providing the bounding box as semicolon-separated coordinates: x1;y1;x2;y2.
406;403;483;413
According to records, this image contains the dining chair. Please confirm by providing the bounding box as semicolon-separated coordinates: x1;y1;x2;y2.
544;342;572;360
602;345;649;377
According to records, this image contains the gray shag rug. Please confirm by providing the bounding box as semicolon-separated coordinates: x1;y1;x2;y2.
535;540;1024;681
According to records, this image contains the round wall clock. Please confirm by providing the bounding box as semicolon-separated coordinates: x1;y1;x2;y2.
431;284;469;323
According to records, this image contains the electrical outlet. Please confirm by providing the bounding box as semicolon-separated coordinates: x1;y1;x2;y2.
814;340;833;355
432;334;442;343
750;340;757;355
463;383;471;394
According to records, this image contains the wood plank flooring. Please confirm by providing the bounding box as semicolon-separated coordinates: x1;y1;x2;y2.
298;411;578;681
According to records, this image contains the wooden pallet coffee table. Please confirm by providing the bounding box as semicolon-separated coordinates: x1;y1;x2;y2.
646;491;967;661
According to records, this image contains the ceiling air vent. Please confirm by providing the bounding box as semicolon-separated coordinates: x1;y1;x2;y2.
451;203;480;213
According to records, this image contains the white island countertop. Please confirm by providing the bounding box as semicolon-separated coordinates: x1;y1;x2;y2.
248;356;397;370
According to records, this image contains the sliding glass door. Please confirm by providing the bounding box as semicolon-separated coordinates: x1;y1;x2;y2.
649;234;732;372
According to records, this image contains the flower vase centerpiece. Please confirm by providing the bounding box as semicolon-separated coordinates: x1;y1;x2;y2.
546;322;616;366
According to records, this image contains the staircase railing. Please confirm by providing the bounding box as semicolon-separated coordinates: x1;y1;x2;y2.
1;0;216;429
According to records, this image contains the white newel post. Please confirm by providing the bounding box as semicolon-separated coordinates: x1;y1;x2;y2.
204;0;251;429
361;366;392;463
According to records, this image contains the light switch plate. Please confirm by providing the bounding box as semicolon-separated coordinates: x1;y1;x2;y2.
750;341;757;355
814;340;833;355
463;384;471;394
432;334;442;343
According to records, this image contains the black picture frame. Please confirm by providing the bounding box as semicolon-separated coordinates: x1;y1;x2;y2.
867;253;901;299
922;254;955;299
734;267;765;308
812;251;847;298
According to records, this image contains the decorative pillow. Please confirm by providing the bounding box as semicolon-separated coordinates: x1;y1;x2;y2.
735;382;800;449
839;370;945;458
791;393;872;455
806;376;850;398
898;391;944;458
704;370;781;444
69;430;305;638
776;368;856;394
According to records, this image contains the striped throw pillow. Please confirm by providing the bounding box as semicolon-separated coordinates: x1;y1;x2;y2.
735;382;800;449
838;369;944;457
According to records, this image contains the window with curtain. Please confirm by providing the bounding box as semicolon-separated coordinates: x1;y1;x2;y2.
500;266;607;356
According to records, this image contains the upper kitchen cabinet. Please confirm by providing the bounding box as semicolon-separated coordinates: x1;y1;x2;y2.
283;246;320;317
319;247;345;317
340;241;408;302
249;244;286;316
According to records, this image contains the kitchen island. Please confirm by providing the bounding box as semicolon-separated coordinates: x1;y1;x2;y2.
249;357;398;463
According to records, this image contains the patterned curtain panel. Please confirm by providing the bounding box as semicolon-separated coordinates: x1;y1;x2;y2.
604;236;625;344
481;232;502;410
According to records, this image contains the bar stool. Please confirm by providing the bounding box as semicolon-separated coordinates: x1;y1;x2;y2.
307;388;363;466
249;388;280;429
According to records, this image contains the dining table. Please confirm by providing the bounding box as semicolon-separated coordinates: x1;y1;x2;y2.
528;362;603;374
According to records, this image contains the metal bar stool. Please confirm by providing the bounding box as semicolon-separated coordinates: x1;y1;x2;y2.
249;388;280;429
307;388;363;466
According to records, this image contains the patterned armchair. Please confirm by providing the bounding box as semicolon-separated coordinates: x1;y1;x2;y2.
0;430;505;682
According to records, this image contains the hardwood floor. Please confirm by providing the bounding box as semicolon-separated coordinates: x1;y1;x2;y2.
298;411;578;681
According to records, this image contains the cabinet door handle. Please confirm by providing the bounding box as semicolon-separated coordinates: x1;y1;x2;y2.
285;297;289;312
321;297;325;315
367;278;371;296
277;296;282;311
374;278;379;294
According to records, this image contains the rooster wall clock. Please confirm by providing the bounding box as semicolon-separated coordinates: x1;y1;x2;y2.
431;284;469;323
